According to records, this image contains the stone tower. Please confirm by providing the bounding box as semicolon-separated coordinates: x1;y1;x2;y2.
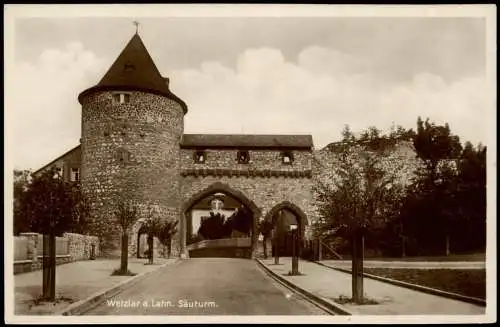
78;33;188;256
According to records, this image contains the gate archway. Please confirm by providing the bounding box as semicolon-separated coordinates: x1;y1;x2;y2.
264;201;309;256
180;182;262;258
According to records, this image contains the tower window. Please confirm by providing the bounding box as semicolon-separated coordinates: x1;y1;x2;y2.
282;151;294;165
237;150;250;164
194;150;206;164
113;93;131;104
116;148;131;164
70;168;80;182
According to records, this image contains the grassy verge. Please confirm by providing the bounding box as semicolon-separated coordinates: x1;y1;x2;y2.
337;253;485;262
364;268;486;299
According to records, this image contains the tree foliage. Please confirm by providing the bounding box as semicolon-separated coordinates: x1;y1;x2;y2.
258;219;274;238
414;117;462;179
197;212;229;240
196;205;253;240
314;118;486;257
114;201;138;234
14;167;88;236
157;219;178;258
315;141;405;239
399;119;486;255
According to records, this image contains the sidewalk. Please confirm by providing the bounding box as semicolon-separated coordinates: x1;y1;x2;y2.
14;257;176;315
259;258;485;315
321;260;486;270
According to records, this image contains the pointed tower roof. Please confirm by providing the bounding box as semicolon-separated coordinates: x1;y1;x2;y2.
78;33;187;114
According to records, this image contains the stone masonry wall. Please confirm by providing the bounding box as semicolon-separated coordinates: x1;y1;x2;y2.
14;232;99;274
80;90;184;256
63;232;100;260
180;148;311;171
180;171;314;252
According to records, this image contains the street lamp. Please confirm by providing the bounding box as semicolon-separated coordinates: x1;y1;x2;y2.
289;223;300;275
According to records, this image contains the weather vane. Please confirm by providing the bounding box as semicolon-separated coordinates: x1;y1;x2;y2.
133;20;140;34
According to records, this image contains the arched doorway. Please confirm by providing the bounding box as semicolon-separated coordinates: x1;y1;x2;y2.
181;182;262;258
136;223;148;258
264;202;308;257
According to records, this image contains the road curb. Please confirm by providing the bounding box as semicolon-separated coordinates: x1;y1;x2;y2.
57;259;181;316
255;259;353;316
315;262;486;307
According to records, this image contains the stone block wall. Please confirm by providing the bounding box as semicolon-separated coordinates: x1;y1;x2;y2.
13;232;100;274
80;90;184;256
180;148;312;172
63;232;100;260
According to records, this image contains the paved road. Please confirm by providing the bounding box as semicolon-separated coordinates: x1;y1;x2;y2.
85;258;328;315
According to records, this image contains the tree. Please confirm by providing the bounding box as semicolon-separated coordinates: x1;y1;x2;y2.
114;201;138;274
258;219;274;259
404;117;464;255
21;167;79;235
230;206;253;236
197;211;228;240
13;170;32;235
413;117;462;182
17;167;79;300
69;182;91;234
314;133;405;303
157;219;178;258
143;208;163;264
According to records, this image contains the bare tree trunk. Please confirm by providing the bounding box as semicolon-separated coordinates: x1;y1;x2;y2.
402;236;406;258
42;232;56;300
167;238;172;259
120;232;128;273
445;234;450;256
148;234;154;264
263;236;268;259
352;233;364;303
318;239;323;261
274;237;279;264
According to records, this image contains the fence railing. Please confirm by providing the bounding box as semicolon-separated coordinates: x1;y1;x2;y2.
320;239;343;260
304;238;343;261
187;237;252;251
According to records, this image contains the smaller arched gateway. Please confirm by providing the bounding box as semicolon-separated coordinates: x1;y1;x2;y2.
180;182;262;258
265;202;309;257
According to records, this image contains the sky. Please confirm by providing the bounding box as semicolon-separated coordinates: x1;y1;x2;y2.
6;5;495;171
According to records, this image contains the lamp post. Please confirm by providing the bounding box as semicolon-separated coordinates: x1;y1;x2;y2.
289;223;300;275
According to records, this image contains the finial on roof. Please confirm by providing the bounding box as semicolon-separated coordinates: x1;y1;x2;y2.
133;20;140;34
